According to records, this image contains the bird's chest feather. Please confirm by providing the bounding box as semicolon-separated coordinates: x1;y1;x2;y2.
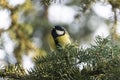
56;34;71;46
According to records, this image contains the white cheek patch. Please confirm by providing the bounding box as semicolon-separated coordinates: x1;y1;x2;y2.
56;30;64;35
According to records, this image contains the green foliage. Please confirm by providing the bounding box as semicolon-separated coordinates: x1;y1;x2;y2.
0;65;26;80
0;0;120;63
0;0;120;79
108;0;120;9
0;37;120;80
40;0;63;6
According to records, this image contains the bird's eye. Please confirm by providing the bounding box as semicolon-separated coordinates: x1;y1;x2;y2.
56;30;64;35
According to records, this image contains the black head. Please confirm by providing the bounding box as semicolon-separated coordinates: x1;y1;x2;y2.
55;25;64;31
51;25;65;38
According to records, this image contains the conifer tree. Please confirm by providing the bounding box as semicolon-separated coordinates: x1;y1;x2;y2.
0;0;120;80
0;36;120;80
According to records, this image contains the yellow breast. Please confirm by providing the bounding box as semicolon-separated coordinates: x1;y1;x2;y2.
49;32;71;51
56;33;71;47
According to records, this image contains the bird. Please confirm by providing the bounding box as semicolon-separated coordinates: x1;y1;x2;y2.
49;25;71;51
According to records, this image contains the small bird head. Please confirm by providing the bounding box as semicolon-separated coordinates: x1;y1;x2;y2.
51;25;65;38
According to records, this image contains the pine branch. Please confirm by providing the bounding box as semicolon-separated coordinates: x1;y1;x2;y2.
0;65;27;80
0;37;120;80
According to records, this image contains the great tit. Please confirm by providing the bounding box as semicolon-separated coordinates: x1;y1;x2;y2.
49;25;71;51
